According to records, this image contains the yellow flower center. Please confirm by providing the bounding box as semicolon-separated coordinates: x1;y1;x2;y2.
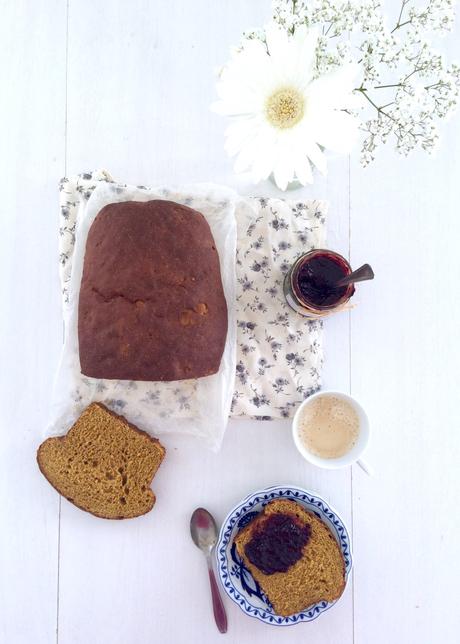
265;87;305;130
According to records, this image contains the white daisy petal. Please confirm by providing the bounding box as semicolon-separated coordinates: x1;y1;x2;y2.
250;127;280;181
304;141;328;175
265;23;290;60
308;63;361;110
266;24;300;82
234;145;256;174
211;98;257;117
273;166;289;191
291;26;318;88
224;118;259;156
293;151;313;185
273;142;297;190
233;126;271;173
314;110;359;153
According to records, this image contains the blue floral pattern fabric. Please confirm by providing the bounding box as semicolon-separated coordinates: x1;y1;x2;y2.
231;197;326;418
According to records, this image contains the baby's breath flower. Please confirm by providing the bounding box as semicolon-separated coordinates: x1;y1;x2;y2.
269;0;459;164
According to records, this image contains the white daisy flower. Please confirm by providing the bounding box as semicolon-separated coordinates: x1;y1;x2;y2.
212;24;361;190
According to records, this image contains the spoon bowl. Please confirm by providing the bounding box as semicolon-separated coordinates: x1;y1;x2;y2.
190;507;228;634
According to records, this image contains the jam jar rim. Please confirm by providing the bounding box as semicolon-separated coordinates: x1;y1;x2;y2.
290;248;354;311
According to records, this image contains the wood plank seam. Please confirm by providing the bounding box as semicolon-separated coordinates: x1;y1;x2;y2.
64;0;70;176
348;153;356;644
57;2;70;643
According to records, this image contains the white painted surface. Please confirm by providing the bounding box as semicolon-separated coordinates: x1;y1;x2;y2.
1;1;459;643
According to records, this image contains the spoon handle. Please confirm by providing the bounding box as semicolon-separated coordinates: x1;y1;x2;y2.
336;263;374;287
357;458;373;476
207;556;228;633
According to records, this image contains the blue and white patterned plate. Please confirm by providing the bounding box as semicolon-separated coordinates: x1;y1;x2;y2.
216;484;352;627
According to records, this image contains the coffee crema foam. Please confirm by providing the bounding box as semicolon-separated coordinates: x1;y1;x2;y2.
298;395;360;459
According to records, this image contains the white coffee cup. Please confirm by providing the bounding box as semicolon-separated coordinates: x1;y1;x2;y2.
292;390;371;474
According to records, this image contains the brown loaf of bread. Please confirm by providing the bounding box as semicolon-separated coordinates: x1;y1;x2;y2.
78;200;228;381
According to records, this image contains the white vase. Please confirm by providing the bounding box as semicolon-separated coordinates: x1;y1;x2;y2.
268;173;304;191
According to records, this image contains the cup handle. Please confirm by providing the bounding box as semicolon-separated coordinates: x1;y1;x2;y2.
356;458;372;476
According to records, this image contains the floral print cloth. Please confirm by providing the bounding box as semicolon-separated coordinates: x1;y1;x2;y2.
231;197;326;419
57;171;326;428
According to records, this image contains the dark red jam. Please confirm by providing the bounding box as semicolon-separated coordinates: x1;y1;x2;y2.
294;251;354;308
244;513;311;575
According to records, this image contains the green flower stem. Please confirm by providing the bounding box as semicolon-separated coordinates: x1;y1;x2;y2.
355;87;397;122
391;0;412;33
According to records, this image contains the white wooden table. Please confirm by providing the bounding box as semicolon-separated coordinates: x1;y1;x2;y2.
1;1;460;643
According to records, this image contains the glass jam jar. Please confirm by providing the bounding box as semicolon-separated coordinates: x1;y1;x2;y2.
284;249;355;318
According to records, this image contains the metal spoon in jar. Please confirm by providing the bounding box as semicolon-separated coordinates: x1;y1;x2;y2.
190;508;228;634
335;263;375;288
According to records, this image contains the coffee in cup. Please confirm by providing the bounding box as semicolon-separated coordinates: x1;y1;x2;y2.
292;391;371;471
297;394;359;459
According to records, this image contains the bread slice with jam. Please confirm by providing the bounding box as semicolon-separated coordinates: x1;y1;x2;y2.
234;499;346;616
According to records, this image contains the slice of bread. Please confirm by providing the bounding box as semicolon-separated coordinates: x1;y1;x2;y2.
37;402;165;519
234;499;346;616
